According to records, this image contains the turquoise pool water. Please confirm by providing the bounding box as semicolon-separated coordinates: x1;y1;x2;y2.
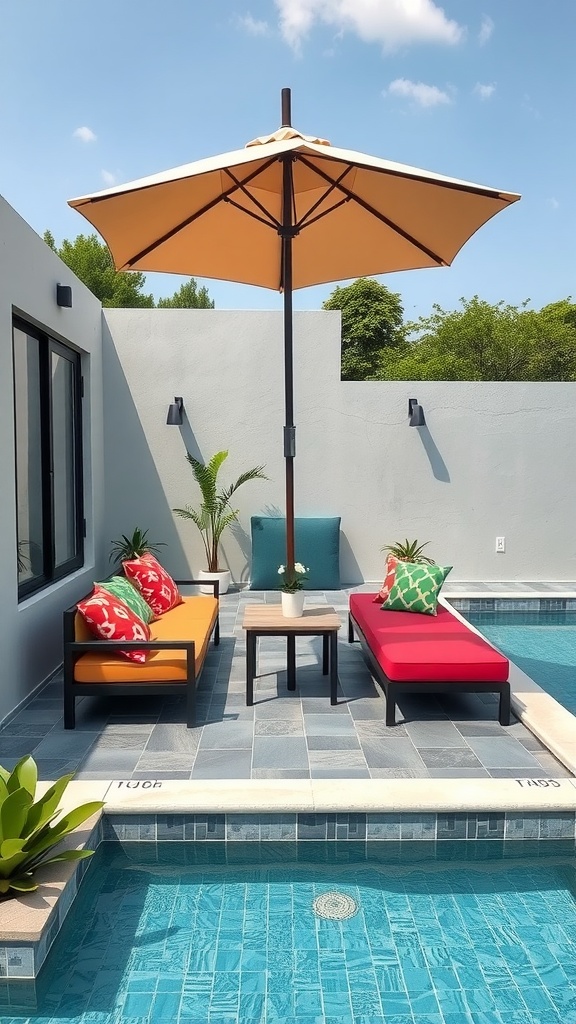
467;610;576;716
4;840;576;1024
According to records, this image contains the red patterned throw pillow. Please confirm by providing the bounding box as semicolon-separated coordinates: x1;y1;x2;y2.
77;586;151;663
122;552;183;617
373;554;399;603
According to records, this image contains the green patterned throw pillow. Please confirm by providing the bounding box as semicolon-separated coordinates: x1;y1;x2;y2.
96;575;156;624
381;561;452;616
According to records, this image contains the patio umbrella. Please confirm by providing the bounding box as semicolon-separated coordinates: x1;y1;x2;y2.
68;88;520;573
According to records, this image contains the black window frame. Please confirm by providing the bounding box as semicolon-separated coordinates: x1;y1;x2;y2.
13;315;84;600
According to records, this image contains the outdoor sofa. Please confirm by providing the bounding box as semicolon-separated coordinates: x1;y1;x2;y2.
348;593;510;726
63;579;219;729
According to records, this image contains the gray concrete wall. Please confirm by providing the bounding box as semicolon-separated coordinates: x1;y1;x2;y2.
103;308;576;583
0;196;104;723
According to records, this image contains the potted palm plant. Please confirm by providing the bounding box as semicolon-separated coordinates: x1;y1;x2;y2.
173;450;267;594
381;539;435;564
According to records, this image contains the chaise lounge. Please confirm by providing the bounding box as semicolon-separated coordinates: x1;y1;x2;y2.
348;593;510;726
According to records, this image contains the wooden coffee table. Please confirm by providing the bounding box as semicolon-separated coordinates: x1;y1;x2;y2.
242;605;341;706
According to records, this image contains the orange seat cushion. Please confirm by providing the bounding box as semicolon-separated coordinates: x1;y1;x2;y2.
73;596;217;684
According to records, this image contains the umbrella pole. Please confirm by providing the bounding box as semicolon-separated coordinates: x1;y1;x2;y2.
282;231;295;573
281;88;296;573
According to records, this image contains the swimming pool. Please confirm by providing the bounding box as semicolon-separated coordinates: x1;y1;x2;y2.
467;610;576;717
5;839;576;1024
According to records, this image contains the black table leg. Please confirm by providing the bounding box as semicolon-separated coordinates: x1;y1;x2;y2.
287;634;296;690
246;630;256;705
322;634;329;675
330;629;338;705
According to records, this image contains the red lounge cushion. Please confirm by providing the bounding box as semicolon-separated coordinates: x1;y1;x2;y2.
350;593;508;683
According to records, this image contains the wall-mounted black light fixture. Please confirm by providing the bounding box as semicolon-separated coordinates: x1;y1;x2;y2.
166;397;184;425
408;398;425;427
56;284;73;308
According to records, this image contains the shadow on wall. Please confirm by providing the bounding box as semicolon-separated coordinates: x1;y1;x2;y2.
101;324;189;576
418;425;451;484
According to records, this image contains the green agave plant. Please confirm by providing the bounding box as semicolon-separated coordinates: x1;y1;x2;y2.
381;539;435;564
109;527;166;566
0;756;104;897
173;450;267;572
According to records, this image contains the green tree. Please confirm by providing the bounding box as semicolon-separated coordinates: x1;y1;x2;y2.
157;279;214;308
44;231;215;309
322;277;406;380
382;296;576;382
44;231;154;308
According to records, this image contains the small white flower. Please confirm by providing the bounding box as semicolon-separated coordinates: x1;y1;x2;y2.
278;565;285;575
294;562;308;573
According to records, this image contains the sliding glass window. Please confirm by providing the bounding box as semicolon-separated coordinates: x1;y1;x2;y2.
13;318;84;598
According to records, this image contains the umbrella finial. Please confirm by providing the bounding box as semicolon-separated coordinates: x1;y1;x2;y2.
281;88;292;128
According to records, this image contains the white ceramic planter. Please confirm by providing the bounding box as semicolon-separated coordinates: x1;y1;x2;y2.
281;590;305;617
198;569;231;596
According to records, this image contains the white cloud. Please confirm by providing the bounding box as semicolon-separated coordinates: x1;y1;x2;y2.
73;126;97;143
473;82;495;100
237;13;270;35
385;77;452;107
478;15;494;45
101;169;117;186
548;197;560;210
275;0;464;53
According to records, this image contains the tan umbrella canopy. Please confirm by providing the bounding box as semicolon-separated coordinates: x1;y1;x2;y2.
69;88;520;572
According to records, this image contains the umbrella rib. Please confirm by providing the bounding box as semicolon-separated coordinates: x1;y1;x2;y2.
121;156;280;268
223;169;282;230
295;165;354;231
296;154;449;266
224;195;280;231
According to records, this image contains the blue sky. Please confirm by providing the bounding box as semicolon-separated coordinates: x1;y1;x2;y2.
1;0;574;320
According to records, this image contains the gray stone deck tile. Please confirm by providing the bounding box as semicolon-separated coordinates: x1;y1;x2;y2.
452;721;510;737
360;738;427;771
94;730;149;750
427;769;491;778
254;720;305;736
254;700;303;719
306;736;361;750
465;736;542;769
252;769;310;779
199;722;254;750
300;698;351;715
0;735;52;757
405;721;473;747
136;752;196;771
191;750;252;779
418;747;484;770
34;759;81;779
252;737;309;769
32;731;100;759
311;769;371;779
79;748;143;773
303;714;356;737
308;750;367;770
355;721;407;738
144;724;203;753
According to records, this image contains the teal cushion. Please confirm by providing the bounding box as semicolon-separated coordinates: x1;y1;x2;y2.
250;517;341;590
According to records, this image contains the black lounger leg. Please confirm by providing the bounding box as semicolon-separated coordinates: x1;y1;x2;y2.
348;614;355;643
322;634;329;675
215;614;220;646
499;685;511;726
385;686;396;727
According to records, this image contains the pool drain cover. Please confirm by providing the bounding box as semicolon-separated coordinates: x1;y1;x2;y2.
313;891;358;920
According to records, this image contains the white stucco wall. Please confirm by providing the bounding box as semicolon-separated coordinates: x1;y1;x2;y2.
103;308;576;584
0;196;104;723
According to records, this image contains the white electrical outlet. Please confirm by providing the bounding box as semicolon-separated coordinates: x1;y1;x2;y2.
495;537;505;553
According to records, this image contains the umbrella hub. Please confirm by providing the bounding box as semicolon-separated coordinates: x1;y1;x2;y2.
245;126;331;148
